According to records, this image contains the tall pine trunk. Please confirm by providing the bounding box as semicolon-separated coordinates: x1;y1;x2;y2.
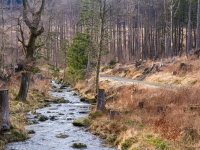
186;0;192;54
196;0;200;50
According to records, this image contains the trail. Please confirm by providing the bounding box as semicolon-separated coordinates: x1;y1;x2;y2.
100;74;186;89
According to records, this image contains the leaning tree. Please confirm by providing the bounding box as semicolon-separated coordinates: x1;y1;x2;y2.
16;0;45;101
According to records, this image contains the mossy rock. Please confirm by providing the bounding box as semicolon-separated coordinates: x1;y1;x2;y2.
72;117;89;126
71;142;87;148
73;93;78;96
56;133;69;139
38;115;48;121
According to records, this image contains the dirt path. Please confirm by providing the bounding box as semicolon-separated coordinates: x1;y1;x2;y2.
100;74;186;89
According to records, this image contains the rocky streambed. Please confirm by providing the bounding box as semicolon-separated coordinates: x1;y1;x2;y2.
6;81;116;150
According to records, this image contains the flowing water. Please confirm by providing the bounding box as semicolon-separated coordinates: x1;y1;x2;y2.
6;81;117;150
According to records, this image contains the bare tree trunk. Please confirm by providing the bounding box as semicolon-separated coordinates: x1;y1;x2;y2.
15;72;30;101
0;89;10;130
196;0;200;50
97;89;105;111
16;0;45;101
86;51;90;80
186;0;192;54
95;0;106;94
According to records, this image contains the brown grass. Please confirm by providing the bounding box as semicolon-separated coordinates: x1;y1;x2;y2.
85;80;200;149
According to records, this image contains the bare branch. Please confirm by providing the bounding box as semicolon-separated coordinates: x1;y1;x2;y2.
23;9;32;28
35;44;45;49
39;0;45;14
22;0;27;9
17;18;27;49
36;26;44;36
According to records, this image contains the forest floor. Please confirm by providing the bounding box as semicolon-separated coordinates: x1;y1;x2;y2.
75;55;200;150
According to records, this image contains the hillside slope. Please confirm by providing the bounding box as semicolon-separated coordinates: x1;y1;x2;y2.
76;56;200;150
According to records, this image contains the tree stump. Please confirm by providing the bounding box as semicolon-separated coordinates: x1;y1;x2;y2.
16;72;31;101
0;89;10;130
155;65;159;72
97;89;105;111
138;102;144;109
110;110;119;120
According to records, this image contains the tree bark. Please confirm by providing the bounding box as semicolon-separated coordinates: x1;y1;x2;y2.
16;72;30;101
97;89;105;111
0;89;10;130
196;0;200;50
186;0;192;54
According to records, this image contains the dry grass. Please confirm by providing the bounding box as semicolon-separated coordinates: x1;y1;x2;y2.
74;57;200;149
101;84;200;148
79;76;200;149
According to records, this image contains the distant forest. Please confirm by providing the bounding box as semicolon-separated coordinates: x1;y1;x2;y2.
0;0;200;68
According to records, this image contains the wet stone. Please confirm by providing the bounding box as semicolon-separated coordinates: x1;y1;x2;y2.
39;115;48;121
27;130;35;134
79;111;88;114
31;120;39;124
73;93;78;96
49;108;58;110
69;109;75;111
72;117;89;126
56;133;69;139
50;116;56;121
59;113;64;115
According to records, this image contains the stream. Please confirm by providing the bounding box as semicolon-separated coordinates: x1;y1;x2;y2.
6;81;117;150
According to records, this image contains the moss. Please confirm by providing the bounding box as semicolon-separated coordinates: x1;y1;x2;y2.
143;135;168;150
99;134;107;139
72;117;90;126
10;129;28;142
32;67;40;73
124;120;136;126
153;138;168;150
123;109;131;114
89;111;102;119
121;137;138;150
71;142;87;148
186;148;196;150
106;134;117;145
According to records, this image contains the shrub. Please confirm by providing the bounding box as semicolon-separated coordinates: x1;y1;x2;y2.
32;67;40;73
109;60;116;67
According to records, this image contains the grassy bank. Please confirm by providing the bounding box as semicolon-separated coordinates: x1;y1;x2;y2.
0;62;62;149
